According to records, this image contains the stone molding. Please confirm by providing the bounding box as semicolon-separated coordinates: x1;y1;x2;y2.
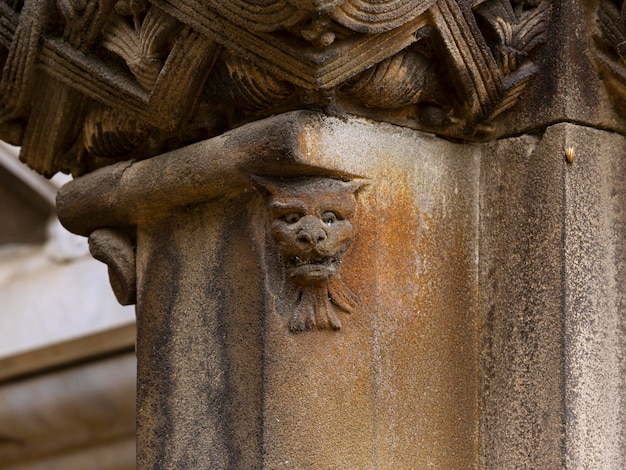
0;323;135;382
57;111;368;235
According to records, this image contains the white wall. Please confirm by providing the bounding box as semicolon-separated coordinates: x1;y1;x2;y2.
0;143;135;359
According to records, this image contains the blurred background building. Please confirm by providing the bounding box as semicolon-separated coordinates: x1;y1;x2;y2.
0;142;136;469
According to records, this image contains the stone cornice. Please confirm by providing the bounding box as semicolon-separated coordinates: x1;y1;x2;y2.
0;0;551;176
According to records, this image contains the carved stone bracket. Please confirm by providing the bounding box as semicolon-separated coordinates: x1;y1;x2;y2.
88;227;137;306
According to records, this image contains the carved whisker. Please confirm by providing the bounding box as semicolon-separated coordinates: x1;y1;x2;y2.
313;288;331;330
328;277;358;314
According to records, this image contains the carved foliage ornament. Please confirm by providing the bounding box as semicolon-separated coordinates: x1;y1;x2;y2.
256;177;362;332
596;0;626;107
0;0;549;176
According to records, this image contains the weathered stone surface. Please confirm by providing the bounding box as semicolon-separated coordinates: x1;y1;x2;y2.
4;0;626;467
480;123;626;469
561;124;626;468
497;1;625;137
480;127;565;469
58;111;480;468
56;110;626;468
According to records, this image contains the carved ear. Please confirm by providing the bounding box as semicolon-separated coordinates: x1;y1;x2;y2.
251;175;281;197
343;178;369;194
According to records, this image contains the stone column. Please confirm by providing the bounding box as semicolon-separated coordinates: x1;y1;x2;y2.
57;111;480;469
7;0;626;467
480;123;626;469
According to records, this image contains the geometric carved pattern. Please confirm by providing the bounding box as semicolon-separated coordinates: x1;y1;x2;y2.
0;0;550;177
88;227;137;306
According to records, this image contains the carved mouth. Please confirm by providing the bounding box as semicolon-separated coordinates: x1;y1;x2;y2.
286;254;339;281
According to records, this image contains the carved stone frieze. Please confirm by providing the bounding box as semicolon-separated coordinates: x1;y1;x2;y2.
102;4;181;90
0;0;550;177
596;0;626;109
256;176;362;332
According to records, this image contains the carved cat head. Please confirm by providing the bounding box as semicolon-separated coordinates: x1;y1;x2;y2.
255;177;360;285
254;176;364;332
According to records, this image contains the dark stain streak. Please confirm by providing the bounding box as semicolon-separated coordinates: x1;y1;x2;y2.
138;200;266;469
213;204;265;469
211;221;239;470
138;225;181;468
0;433;24;447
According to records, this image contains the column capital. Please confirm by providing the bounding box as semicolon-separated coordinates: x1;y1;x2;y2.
0;0;565;177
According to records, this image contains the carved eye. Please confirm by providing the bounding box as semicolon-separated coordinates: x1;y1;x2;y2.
283;213;302;224
322;211;337;225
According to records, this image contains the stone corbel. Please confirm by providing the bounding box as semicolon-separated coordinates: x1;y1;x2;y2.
58;111;369;334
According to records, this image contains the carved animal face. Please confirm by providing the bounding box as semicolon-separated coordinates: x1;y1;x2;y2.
256;177;359;284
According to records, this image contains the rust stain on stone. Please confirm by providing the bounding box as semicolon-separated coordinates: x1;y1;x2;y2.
359;158;478;468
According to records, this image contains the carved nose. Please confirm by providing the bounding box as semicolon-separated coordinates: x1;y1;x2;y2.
296;227;327;246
